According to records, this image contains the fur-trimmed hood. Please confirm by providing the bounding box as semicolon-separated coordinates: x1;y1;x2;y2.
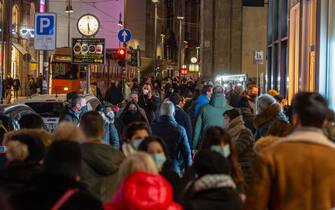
254;103;285;128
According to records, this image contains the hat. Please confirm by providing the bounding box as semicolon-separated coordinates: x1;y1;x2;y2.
194;150;230;178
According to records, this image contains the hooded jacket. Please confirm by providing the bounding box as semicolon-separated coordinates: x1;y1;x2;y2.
184;174;242;210
104;172;182;210
151;115;192;175
193;94;233;149
80;142;125;202
194;94;209;117
254;103;288;140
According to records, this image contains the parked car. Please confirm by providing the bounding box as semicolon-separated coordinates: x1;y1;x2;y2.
25;94;102;132
0;104;44;131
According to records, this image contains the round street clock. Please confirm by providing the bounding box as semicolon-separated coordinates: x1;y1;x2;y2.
77;14;100;37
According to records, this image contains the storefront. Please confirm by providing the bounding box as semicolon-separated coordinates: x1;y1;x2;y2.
317;0;335;109
287;0;317;103
7;0;39;96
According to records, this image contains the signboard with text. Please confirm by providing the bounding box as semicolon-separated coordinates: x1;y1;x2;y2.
34;13;56;50
72;38;106;64
253;50;264;65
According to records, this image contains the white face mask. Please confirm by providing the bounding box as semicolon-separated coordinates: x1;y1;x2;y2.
143;89;149;95
210;145;231;158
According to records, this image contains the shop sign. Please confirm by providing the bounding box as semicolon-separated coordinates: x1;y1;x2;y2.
71;38;106;64
189;64;199;72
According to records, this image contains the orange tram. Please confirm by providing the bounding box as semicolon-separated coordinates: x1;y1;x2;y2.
49;47;137;96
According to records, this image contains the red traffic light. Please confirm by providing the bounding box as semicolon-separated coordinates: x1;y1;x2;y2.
117;48;126;59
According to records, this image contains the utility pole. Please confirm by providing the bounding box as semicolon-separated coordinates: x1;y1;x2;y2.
65;0;73;47
177;16;184;74
152;0;159;74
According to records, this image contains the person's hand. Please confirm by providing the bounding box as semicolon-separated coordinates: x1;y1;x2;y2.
147;91;152;99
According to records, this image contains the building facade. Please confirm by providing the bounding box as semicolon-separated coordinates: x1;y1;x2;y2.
1;0;43;97
267;0;319;102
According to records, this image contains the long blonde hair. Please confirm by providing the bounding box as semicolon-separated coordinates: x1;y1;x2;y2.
118;152;158;183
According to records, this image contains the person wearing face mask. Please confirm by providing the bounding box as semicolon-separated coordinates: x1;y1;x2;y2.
138;136;184;204
101;106;120;149
138;83;160;123
223;109;255;187
59;95;85;126
151;101;192;175
199;126;245;199
183;150;242;210
121;122;151;157
116;100;149;135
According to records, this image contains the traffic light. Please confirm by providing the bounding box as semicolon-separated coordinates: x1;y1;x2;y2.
128;47;137;66
117;48;126;60
117;48;126;67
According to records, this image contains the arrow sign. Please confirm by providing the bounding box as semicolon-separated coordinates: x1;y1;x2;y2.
118;28;132;43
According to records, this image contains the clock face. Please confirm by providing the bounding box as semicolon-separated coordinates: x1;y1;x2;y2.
77;14;100;37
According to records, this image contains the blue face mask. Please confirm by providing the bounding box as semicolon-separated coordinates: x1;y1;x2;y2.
131;139;143;150
151;153;167;170
81;105;88;113
210;145;231;158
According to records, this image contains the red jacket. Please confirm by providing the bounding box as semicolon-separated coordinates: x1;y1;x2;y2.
104;172;182;210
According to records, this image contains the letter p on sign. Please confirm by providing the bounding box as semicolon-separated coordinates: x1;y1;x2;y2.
36;15;54;35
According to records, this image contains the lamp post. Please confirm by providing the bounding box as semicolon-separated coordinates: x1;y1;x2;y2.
65;0;73;48
177;16;184;73
152;0;159;73
160;33;165;59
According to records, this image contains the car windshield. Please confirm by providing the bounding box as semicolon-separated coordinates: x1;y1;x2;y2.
25;102;64;118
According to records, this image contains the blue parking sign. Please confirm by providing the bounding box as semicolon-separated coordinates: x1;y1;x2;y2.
36;15;55;35
34;13;56;50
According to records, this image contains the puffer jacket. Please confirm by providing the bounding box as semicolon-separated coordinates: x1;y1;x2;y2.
104;172;182;210
227;116;255;187
80;142;125;202
193;93;233;149
254;103;288;140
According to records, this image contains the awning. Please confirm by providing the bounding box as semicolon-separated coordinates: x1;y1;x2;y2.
12;42;37;62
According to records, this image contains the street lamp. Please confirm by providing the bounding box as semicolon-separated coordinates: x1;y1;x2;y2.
177;16;184;72
160;33;165;59
65;0;73;47
152;0;159;73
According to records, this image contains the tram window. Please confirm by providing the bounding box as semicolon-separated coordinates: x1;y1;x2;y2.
52;63;78;80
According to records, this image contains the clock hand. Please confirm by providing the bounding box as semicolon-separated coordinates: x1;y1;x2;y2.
87;23;90;33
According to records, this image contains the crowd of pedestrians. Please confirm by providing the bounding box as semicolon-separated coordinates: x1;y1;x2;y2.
1;76;335;210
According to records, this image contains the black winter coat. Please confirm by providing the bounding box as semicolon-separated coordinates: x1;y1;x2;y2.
0;161;42;196
10;173;103;210
59;107;80;126
184;187;242;210
174;106;193;146
138;94;159;123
